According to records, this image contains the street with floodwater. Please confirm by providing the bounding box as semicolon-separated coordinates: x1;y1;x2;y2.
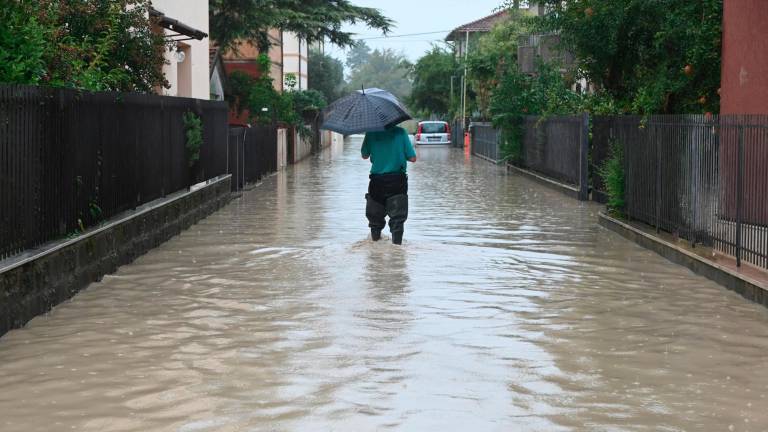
2;138;768;431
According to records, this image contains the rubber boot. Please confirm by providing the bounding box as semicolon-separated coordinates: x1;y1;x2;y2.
392;231;403;245
386;194;408;245
366;193;386;241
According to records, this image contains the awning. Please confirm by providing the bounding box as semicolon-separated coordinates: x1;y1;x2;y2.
149;8;208;41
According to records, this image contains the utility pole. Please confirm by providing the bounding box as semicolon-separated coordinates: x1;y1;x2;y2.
462;30;469;128
450;76;455;112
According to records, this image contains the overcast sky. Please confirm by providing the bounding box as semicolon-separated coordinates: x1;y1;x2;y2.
326;0;507;63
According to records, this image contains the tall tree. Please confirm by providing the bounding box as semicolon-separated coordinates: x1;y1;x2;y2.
409;46;455;117
345;40;372;72
535;0;723;114
466;12;532;118
346;48;412;102
308;49;345;103
209;0;392;52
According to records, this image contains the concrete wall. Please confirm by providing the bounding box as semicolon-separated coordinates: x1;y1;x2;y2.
277;128;288;170
293;129;313;163
0;176;232;338
721;0;768;114
153;0;210;100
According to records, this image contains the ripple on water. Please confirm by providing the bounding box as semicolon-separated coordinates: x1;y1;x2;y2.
1;142;768;431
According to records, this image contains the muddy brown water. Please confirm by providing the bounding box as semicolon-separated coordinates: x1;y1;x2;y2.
2;138;768;431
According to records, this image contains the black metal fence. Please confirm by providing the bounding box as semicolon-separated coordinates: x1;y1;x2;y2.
0;84;251;260
470;115;589;199
470;122;501;162
519;115;588;194
594;115;768;269
451;119;464;148
227;126;278;191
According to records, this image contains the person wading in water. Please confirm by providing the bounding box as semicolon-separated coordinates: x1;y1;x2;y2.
361;125;417;245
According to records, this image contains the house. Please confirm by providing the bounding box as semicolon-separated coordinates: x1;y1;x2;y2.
720;0;768;114
282;32;309;90
222;30;285;93
150;0;210;99
445;10;510;59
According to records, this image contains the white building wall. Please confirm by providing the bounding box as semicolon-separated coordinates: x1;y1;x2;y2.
152;0;210;100
282;32;308;90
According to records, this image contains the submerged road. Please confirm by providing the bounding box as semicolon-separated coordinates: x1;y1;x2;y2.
2;138;768;431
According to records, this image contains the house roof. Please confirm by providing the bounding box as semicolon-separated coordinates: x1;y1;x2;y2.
445;10;510;41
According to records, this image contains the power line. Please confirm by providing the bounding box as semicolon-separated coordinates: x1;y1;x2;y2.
355;30;452;41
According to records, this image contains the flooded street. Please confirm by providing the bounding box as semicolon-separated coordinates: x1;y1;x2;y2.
2;138;768;431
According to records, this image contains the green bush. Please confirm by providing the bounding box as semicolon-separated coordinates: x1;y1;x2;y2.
182;111;203;167
0;0;168;92
599;140;625;214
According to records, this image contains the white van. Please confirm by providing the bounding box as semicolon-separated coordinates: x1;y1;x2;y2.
415;121;451;145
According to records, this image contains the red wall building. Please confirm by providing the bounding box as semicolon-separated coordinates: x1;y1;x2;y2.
720;0;768;114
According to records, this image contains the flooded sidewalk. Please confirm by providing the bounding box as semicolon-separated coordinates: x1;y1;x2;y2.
2;139;768;431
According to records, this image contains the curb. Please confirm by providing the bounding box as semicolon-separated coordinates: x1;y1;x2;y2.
598;212;768;308
506;164;581;200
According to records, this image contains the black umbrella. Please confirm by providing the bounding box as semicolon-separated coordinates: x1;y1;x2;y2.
321;88;412;135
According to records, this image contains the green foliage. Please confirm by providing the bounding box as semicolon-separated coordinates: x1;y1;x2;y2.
290;89;326;114
182;111;203;167
284;73;298;90
0;6;48;84
409;46;456;118
308;49;345;103
537;0;723;114
346;47;412;103
466;11;532;118
226;55;326;128
490;61;585;160
210;0;393;53
345;41;372;71
0;0;168;92
599;140;625;213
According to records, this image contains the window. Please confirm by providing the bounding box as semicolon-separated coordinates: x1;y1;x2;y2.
421;123;447;133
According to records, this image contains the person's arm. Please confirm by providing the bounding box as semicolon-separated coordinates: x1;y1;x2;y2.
404;130;417;162
361;134;371;160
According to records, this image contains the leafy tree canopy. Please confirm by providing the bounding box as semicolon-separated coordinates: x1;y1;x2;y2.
227;55;326;127
345;40;372;72
346;48;412;103
466;11;532;118
408;46;456;118
210;0;393;52
308;49;345;104
0;0;167;92
535;0;722;114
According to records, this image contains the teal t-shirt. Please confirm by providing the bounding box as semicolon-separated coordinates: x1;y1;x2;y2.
361;126;417;174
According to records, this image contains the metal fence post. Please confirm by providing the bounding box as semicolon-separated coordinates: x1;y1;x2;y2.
736;126;744;267
579;112;590;201
655;120;661;233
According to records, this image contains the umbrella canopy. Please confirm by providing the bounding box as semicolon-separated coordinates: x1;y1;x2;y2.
321;88;412;135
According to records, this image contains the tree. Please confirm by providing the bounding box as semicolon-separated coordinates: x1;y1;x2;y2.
308;49;345;103
345;40;372;72
227;55;326;127
536;0;723;114
346;48;412;102
409;46;456;118
210;0;393;52
0;0;167;92
466;11;532;118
